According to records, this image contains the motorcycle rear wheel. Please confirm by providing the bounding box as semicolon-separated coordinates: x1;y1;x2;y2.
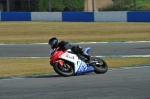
90;57;108;74
53;62;74;77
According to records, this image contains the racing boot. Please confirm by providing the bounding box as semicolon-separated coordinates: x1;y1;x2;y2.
82;47;91;63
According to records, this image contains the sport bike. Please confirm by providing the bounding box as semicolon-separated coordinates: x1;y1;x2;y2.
50;47;108;77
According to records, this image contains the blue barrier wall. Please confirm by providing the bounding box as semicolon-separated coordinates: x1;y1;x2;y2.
94;11;127;22
31;12;62;21
1;12;31;21
0;12;150;22
127;11;150;22
0;12;1;21
62;12;94;22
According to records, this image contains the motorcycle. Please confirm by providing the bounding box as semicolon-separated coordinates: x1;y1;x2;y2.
50;47;108;77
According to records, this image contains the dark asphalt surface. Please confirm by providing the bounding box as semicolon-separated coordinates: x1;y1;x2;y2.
0;42;150;99
0;67;150;99
0;42;150;57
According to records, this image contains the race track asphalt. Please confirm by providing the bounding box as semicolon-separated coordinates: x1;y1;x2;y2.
0;67;150;99
0;42;150;57
0;42;150;99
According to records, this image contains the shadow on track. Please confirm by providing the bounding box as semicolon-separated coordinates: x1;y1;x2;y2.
24;73;94;78
0;73;95;81
0;74;61;81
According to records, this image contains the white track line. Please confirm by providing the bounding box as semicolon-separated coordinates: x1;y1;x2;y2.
0;41;150;45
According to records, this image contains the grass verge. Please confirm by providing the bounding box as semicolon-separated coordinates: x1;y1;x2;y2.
0;22;150;43
0;22;150;78
0;57;150;78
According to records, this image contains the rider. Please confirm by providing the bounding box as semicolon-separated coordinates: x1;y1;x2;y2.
48;37;91;63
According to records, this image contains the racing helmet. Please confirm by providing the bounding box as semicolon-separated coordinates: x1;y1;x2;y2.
48;37;58;49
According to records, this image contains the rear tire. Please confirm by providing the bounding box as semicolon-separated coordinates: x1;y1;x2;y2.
90;57;108;74
53;62;74;77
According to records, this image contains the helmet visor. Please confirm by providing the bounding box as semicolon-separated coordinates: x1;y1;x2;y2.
50;39;57;48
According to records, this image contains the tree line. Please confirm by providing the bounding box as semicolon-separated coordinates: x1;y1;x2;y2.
21;0;85;12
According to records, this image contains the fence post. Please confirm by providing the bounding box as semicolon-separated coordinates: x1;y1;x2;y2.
49;0;52;12
28;0;31;11
6;0;10;12
134;0;136;11
92;0;94;12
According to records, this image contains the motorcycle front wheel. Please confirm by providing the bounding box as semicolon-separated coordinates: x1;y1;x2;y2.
53;61;74;77
90;57;108;74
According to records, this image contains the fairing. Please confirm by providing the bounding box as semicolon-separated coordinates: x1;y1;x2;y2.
50;48;94;74
50;48;67;65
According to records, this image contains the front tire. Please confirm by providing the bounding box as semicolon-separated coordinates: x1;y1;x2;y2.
90;57;108;74
53;62;74;77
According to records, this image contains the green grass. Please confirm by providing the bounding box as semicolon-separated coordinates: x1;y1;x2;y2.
0;22;150;78
0;22;150;43
0;57;150;78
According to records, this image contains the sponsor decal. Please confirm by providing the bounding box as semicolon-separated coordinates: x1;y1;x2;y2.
66;54;74;59
77;61;88;72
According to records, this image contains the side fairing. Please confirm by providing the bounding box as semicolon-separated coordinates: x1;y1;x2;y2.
50;48;66;65
59;49;94;73
60;52;80;72
76;60;88;73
